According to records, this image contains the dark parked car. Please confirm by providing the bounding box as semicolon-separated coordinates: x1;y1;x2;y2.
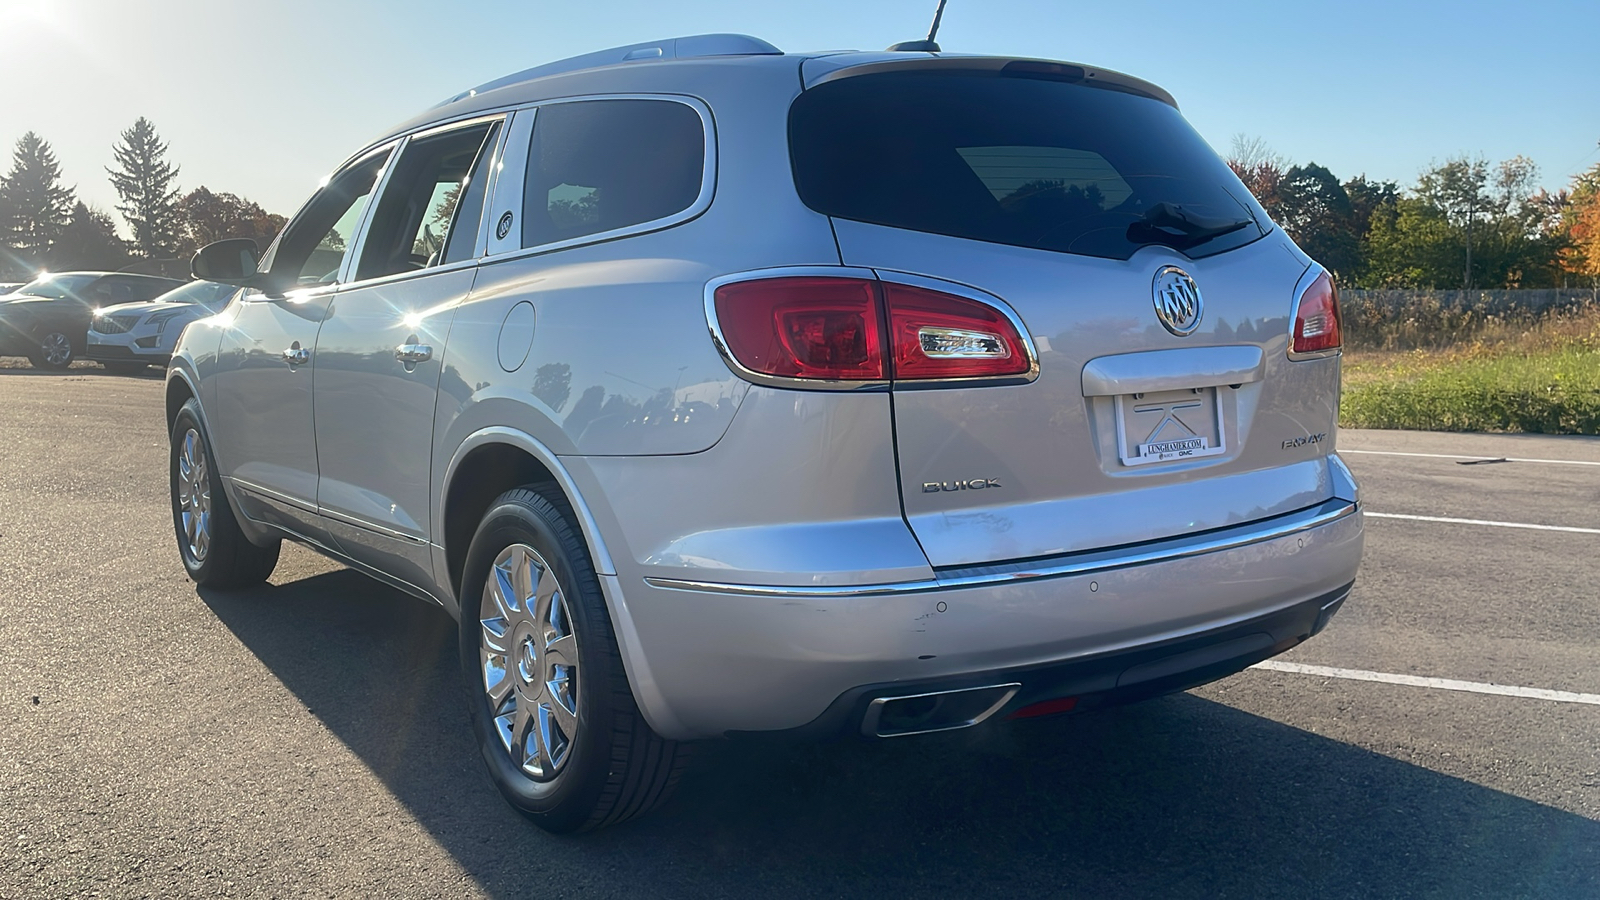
0;272;184;369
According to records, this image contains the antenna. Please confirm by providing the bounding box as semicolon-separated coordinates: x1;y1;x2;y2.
887;0;950;52
926;0;949;44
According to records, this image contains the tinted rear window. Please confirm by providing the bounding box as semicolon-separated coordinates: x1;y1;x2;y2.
789;71;1267;260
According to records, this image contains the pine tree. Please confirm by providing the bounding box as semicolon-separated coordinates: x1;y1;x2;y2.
0;132;77;271
107;117;183;260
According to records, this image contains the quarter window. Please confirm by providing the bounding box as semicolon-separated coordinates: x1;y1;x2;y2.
520;99;704;248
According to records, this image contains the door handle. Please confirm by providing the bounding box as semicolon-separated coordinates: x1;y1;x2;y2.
395;343;433;364
281;345;310;366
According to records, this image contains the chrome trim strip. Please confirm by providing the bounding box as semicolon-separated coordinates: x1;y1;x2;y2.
231;476;317;513
644;498;1358;597
317;506;429;545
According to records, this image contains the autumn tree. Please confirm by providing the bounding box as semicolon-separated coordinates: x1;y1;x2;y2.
0;132;76;274
107;117;183;259
176;186;285;257
1226;134;1287;221
1561;162;1600;287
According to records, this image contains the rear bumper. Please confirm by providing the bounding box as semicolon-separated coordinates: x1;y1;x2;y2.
612;500;1364;740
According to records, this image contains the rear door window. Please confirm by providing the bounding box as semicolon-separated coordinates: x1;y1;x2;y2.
789;70;1268;260
520;99;705;248
355;119;502;281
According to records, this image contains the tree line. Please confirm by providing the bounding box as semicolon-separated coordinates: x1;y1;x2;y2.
5;118;1598;291
0;119;285;281
1227;136;1600;290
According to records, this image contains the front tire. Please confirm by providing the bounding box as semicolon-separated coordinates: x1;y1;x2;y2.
29;330;75;370
170;399;280;588
460;486;690;833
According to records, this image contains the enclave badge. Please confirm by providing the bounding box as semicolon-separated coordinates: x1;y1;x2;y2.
1152;266;1203;336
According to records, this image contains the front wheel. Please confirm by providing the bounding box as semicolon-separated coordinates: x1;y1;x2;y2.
29;330;75;369
170;399;280;588
460;486;690;833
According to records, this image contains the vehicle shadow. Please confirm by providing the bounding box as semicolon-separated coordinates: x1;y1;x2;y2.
200;571;1599;899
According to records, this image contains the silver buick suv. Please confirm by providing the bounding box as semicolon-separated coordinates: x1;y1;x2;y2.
169;34;1364;832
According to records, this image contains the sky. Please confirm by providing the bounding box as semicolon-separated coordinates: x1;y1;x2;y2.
2;0;1597;228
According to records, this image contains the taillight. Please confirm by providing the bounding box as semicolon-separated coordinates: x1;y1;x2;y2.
711;275;1030;385
1290;270;1342;358
884;282;1030;380
713;277;885;380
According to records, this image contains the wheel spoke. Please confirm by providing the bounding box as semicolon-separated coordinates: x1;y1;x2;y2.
511;699;538;774
482;652;513;708
480;615;509;653
492;562;519;618
545;685;578;739
544;633;576;669
513;547;538;615
534;565;560;638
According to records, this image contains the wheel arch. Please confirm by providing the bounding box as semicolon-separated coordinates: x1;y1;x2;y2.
165;367;201;434
440;427;619;606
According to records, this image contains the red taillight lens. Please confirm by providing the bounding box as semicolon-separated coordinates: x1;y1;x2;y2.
1291;271;1342;356
885;282;1031;380
712;275;1030;384
713;277;885;380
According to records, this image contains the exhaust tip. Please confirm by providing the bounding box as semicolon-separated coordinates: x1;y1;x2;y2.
862;683;1021;738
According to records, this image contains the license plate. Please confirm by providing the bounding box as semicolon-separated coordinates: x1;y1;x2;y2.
1114;386;1226;466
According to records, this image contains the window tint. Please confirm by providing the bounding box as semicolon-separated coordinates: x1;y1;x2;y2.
267;150;391;289
13;274;98;300
159;280;239;309
521;99;704;248
357;121;501;281
789;72;1268;261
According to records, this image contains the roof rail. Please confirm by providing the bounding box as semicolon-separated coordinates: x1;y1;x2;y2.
438;34;782;106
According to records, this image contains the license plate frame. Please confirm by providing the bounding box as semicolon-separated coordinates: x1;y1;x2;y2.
1114;386;1227;467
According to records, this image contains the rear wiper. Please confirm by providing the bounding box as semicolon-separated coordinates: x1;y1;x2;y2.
1126;202;1253;250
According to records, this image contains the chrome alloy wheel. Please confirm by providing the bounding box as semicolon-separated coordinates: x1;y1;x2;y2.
479;543;580;781
175;428;212;562
39;332;72;366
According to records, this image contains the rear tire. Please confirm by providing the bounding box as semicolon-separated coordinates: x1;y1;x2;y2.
170;399;280;588
459;485;690;833
28;330;75;370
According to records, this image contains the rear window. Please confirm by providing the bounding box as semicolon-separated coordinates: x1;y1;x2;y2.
789;71;1268;261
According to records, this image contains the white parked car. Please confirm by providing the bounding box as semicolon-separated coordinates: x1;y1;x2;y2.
87;279;240;373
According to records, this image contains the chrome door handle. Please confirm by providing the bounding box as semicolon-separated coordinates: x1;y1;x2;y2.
281;345;310;366
395;343;433;364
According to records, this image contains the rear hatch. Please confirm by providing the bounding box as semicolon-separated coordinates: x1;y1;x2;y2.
790;60;1340;569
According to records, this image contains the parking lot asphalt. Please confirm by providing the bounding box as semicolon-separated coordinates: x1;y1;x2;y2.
1;369;1596;899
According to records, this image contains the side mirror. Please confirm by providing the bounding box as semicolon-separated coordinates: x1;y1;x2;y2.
191;238;260;283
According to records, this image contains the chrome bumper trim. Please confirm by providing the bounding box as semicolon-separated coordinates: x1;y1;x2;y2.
644;499;1359;598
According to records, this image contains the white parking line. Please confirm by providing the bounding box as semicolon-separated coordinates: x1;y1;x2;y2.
1251;661;1600;706
1365;512;1600;534
1344;449;1600;467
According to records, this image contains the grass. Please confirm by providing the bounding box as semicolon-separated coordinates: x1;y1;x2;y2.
1340;298;1600;434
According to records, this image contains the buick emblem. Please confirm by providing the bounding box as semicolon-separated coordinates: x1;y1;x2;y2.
1152;266;1203;336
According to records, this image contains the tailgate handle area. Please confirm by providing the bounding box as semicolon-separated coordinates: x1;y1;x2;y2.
1082;345;1265;397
